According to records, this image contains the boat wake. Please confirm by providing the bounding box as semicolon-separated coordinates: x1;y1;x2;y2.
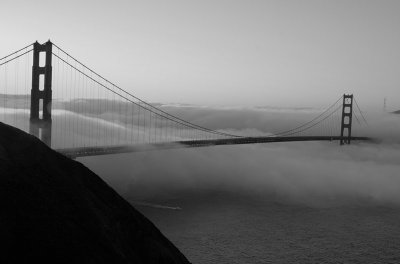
132;201;182;210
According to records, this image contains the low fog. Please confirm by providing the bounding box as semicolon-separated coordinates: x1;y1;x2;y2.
72;102;400;207
80;141;400;207
1;97;399;206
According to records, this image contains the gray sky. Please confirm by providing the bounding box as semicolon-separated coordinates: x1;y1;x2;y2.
1;0;399;109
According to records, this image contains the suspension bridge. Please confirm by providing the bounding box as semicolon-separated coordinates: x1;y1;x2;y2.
0;41;370;158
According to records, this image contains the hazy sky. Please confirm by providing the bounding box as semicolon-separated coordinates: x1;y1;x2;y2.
1;0;399;109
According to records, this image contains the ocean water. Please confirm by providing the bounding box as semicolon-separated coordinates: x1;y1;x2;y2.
133;192;400;264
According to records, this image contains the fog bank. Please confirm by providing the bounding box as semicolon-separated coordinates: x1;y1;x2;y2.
75;104;400;207
79;140;400;207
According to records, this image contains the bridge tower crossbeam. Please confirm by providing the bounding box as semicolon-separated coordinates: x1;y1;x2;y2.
340;94;353;145
29;41;52;146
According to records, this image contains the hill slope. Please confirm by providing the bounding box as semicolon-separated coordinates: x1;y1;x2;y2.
0;122;190;264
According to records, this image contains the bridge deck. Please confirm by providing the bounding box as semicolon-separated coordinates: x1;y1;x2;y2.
56;136;372;159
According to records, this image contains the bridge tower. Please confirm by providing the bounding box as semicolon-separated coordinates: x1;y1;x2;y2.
29;41;52;146
340;94;353;145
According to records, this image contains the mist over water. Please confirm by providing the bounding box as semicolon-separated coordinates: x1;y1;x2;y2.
80;141;400;207
75;103;400;263
2;99;400;263
2;100;400;204
57;101;397;206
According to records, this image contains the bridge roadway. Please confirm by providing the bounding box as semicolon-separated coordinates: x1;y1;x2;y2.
56;136;372;159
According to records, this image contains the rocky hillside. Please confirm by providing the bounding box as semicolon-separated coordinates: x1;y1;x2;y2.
0;122;190;264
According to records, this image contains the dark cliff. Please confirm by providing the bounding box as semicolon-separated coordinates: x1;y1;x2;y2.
0;122;190;264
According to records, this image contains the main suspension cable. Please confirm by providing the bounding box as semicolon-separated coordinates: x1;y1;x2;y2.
353;97;368;125
0;43;34;61
0;49;33;67
51;42;241;138
52;52;238;138
280;105;342;137
273;95;343;136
